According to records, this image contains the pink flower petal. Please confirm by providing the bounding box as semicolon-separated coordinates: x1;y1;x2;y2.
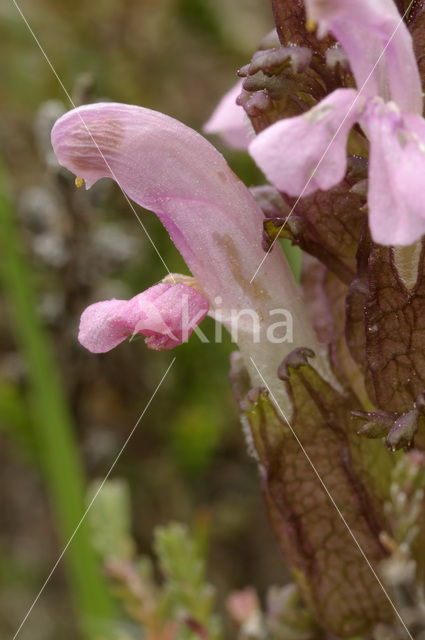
364;100;425;246
51;102;293;319
78;298;140;353
305;0;422;114
249;88;362;197
78;283;209;353
51;102;325;404
203;80;253;150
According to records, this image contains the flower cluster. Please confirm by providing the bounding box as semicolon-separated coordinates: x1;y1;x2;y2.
249;0;425;246
49;1;425;636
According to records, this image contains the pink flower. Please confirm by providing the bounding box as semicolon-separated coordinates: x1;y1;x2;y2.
250;0;425;247
51;101;323;404
363;101;425;245
51;102;272;317
203;80;253;150
249;89;362;197
305;0;422;112
78;283;209;354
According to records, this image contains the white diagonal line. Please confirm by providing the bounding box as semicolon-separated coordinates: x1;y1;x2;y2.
250;1;415;283
11;0;174;282
249;357;413;640
12;357;176;640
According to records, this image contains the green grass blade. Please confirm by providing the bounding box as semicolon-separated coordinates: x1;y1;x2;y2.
0;162;113;638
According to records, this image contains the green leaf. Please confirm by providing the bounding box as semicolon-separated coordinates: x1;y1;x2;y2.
88;479;135;562
242;349;394;637
154;522;222;640
347;240;425;415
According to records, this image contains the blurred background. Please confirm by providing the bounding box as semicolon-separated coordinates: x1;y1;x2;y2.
0;1;291;638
